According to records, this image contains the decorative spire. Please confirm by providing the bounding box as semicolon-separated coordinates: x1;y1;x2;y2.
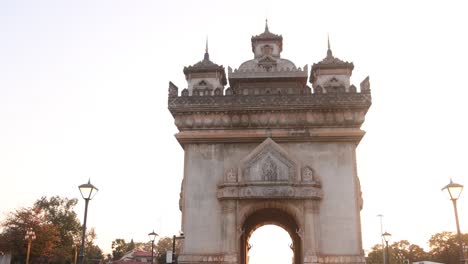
265;18;269;32
327;34;333;58
204;36;209;61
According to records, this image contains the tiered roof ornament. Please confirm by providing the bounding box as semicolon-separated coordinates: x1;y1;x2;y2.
250;19;283;56
310;37;356;93
179;39;227;96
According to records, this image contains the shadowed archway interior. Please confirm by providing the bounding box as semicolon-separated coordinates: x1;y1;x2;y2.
241;208;301;264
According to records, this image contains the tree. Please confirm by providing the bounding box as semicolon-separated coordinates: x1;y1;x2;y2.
156;236;182;264
390;240;427;264
0;196;89;264
428;232;468;264
366;240;428;264
112;238;136;260
85;228;103;264
34;196;82;263
0;206;60;263
366;244;384;264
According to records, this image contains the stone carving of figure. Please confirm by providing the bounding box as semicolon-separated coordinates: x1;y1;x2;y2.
262;156;278;181
226;168;237;182
302;167;314;182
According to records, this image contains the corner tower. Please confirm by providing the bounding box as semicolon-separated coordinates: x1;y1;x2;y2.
168;24;371;264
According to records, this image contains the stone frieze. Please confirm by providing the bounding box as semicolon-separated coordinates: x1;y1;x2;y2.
217;184;323;200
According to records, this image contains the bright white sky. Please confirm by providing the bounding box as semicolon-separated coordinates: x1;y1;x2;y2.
1;0;467;257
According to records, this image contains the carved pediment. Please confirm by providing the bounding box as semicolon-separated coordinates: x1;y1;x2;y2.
217;139;324;201
240;138;298;183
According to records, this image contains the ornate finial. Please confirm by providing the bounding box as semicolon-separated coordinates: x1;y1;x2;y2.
204;36;209;61
265;18;269;32
327;34;333;58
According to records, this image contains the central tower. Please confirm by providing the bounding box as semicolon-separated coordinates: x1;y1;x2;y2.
168;23;371;264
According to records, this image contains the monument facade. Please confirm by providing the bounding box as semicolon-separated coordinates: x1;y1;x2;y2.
168;23;372;264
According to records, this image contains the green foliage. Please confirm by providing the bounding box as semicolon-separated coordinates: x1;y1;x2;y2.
366;244;384;264
366;233;467;264
112;238;136;260
156;236;182;264
85;228;103;264
34;196;82;263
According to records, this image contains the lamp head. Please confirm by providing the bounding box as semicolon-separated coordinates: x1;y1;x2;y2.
382;231;392;243
442;179;463;201
79;179;99;200
148;230;158;242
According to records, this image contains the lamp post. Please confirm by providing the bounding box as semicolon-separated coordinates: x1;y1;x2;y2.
24;227;36;264
73;236;81;264
172;233;185;264
442;179;464;264
382;231;392;264
78;179;98;264
148;230;158;264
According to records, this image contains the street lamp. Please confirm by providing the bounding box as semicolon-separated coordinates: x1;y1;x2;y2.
382;231;392;264
73;235;81;264
24;227;36;264
78;179;98;264
442;179;464;264
148;230;158;264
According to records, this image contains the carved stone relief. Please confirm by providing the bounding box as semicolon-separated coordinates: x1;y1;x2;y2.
302;166;315;182
240;138;298;183
225;168;237;183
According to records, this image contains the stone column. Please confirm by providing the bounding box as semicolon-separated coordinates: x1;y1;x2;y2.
221;200;237;263
304;200;321;264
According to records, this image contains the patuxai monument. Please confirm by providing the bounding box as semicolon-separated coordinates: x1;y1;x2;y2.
167;22;372;264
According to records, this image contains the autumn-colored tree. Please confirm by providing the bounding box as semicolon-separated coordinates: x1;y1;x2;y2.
0;206;60;263
34;196;82;263
0;196;93;264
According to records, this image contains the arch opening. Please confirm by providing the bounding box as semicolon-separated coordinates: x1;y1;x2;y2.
248;225;293;264
240;208;301;264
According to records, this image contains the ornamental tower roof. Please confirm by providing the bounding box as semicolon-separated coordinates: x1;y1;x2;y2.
183;40;227;86
251;20;283;55
310;37;355;90
311;37;354;71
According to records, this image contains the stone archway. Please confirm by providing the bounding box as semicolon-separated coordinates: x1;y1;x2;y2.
240;208;302;264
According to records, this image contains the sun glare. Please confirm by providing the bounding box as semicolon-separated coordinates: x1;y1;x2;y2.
248;225;293;264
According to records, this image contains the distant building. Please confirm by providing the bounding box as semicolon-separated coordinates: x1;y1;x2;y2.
113;249;157;264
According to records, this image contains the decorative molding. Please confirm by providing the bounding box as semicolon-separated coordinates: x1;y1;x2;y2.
172;109;368;130
168;93;371;112
217;184;323;200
